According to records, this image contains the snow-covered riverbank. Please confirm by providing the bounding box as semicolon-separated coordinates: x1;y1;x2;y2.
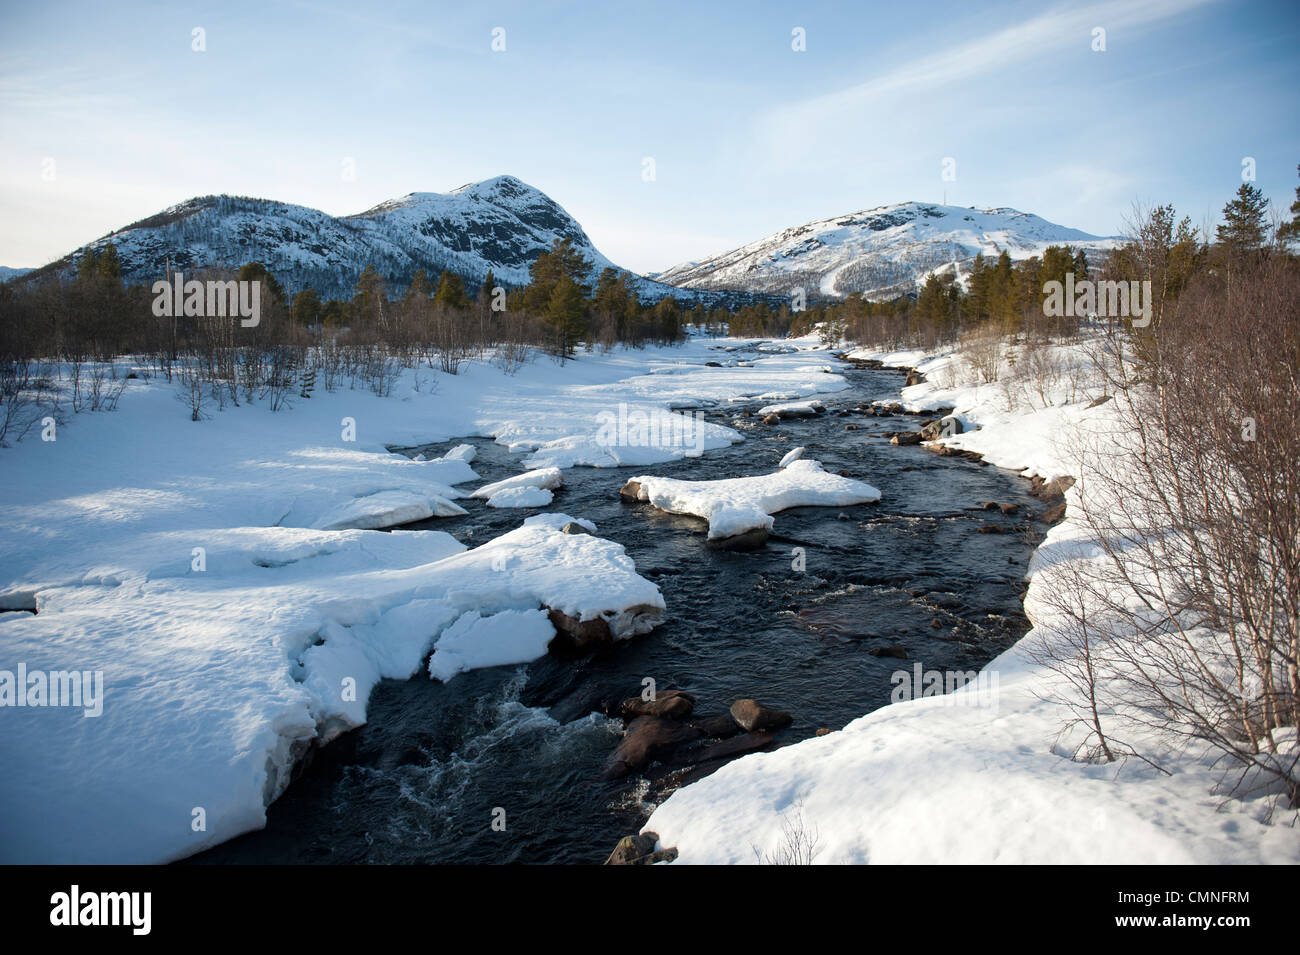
643;339;1300;864
0;338;849;863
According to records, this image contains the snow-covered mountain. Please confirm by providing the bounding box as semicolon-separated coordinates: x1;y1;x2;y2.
0;266;33;283
20;175;710;303
656;201;1121;300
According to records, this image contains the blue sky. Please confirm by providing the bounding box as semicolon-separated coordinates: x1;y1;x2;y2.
1;0;1297;273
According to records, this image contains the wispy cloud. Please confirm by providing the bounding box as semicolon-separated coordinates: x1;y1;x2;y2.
776;0;1219;122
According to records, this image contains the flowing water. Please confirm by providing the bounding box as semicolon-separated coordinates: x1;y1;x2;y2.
192;354;1045;865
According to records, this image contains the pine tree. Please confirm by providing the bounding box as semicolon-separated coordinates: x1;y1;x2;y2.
915;273;950;337
238;262;285;303
293;288;322;326
97;242;122;282
1073;249;1089;281
1216;183;1270;257
434;270;466;310
405;269;432;302
352;265;387;328
546;273;586;359
1277;164;1300;245
522;238;590;313
76;250;100;283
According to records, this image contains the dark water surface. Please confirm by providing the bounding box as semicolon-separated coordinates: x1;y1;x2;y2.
192;353;1045;865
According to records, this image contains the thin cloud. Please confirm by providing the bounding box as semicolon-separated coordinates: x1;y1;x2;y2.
766;0;1219;130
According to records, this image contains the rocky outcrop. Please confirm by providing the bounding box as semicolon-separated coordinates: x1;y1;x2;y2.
689;713;742;738
603;717;703;778
604;831;678;865
682;731;775;764
729;698;793;732
547;603;663;653
621;689;695;720
920;415;964;440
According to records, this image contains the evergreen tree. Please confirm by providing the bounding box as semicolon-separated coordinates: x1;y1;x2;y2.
1276;164;1300;245
1216;183;1269;257
352;265;387;328
238;262;285;303
96;243;122;282
434;270;466;309
522;238;590;313
915;273;951;336
405;269;432;302
76;250;100;284
293;288;322;326
546;273;586;359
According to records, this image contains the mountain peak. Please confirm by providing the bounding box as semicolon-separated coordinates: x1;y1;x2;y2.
657;201;1117;300
18;177;722;306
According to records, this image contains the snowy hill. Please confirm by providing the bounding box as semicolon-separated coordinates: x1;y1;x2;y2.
0;266;32;283
656;201;1121;301
18;175;713;303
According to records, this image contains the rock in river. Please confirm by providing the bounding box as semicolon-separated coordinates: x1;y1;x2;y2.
729;698;793;732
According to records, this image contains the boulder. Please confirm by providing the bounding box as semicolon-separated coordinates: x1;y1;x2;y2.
547;608;611;653
619;480;644;502
921;415;964;440
762;414;780;425
1041;501;1067;524
870;644;908;659
1029;475;1075;500
621;688;695;721
690;713;742;738
604;717;703;778
605;832;659;864
560;521;592;535
977;524;1005;534
905;369;926;386
890;432;923;446
682;731;774;764
1000;504;1019;515
729;698;793;732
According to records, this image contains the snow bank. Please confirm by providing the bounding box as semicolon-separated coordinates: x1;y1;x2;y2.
485;486;553;508
439;443;477;463
625;459;881;540
0;512;662;864
427;609;556;682
312;489;466;530
757;398;825;417
470;467;562;500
